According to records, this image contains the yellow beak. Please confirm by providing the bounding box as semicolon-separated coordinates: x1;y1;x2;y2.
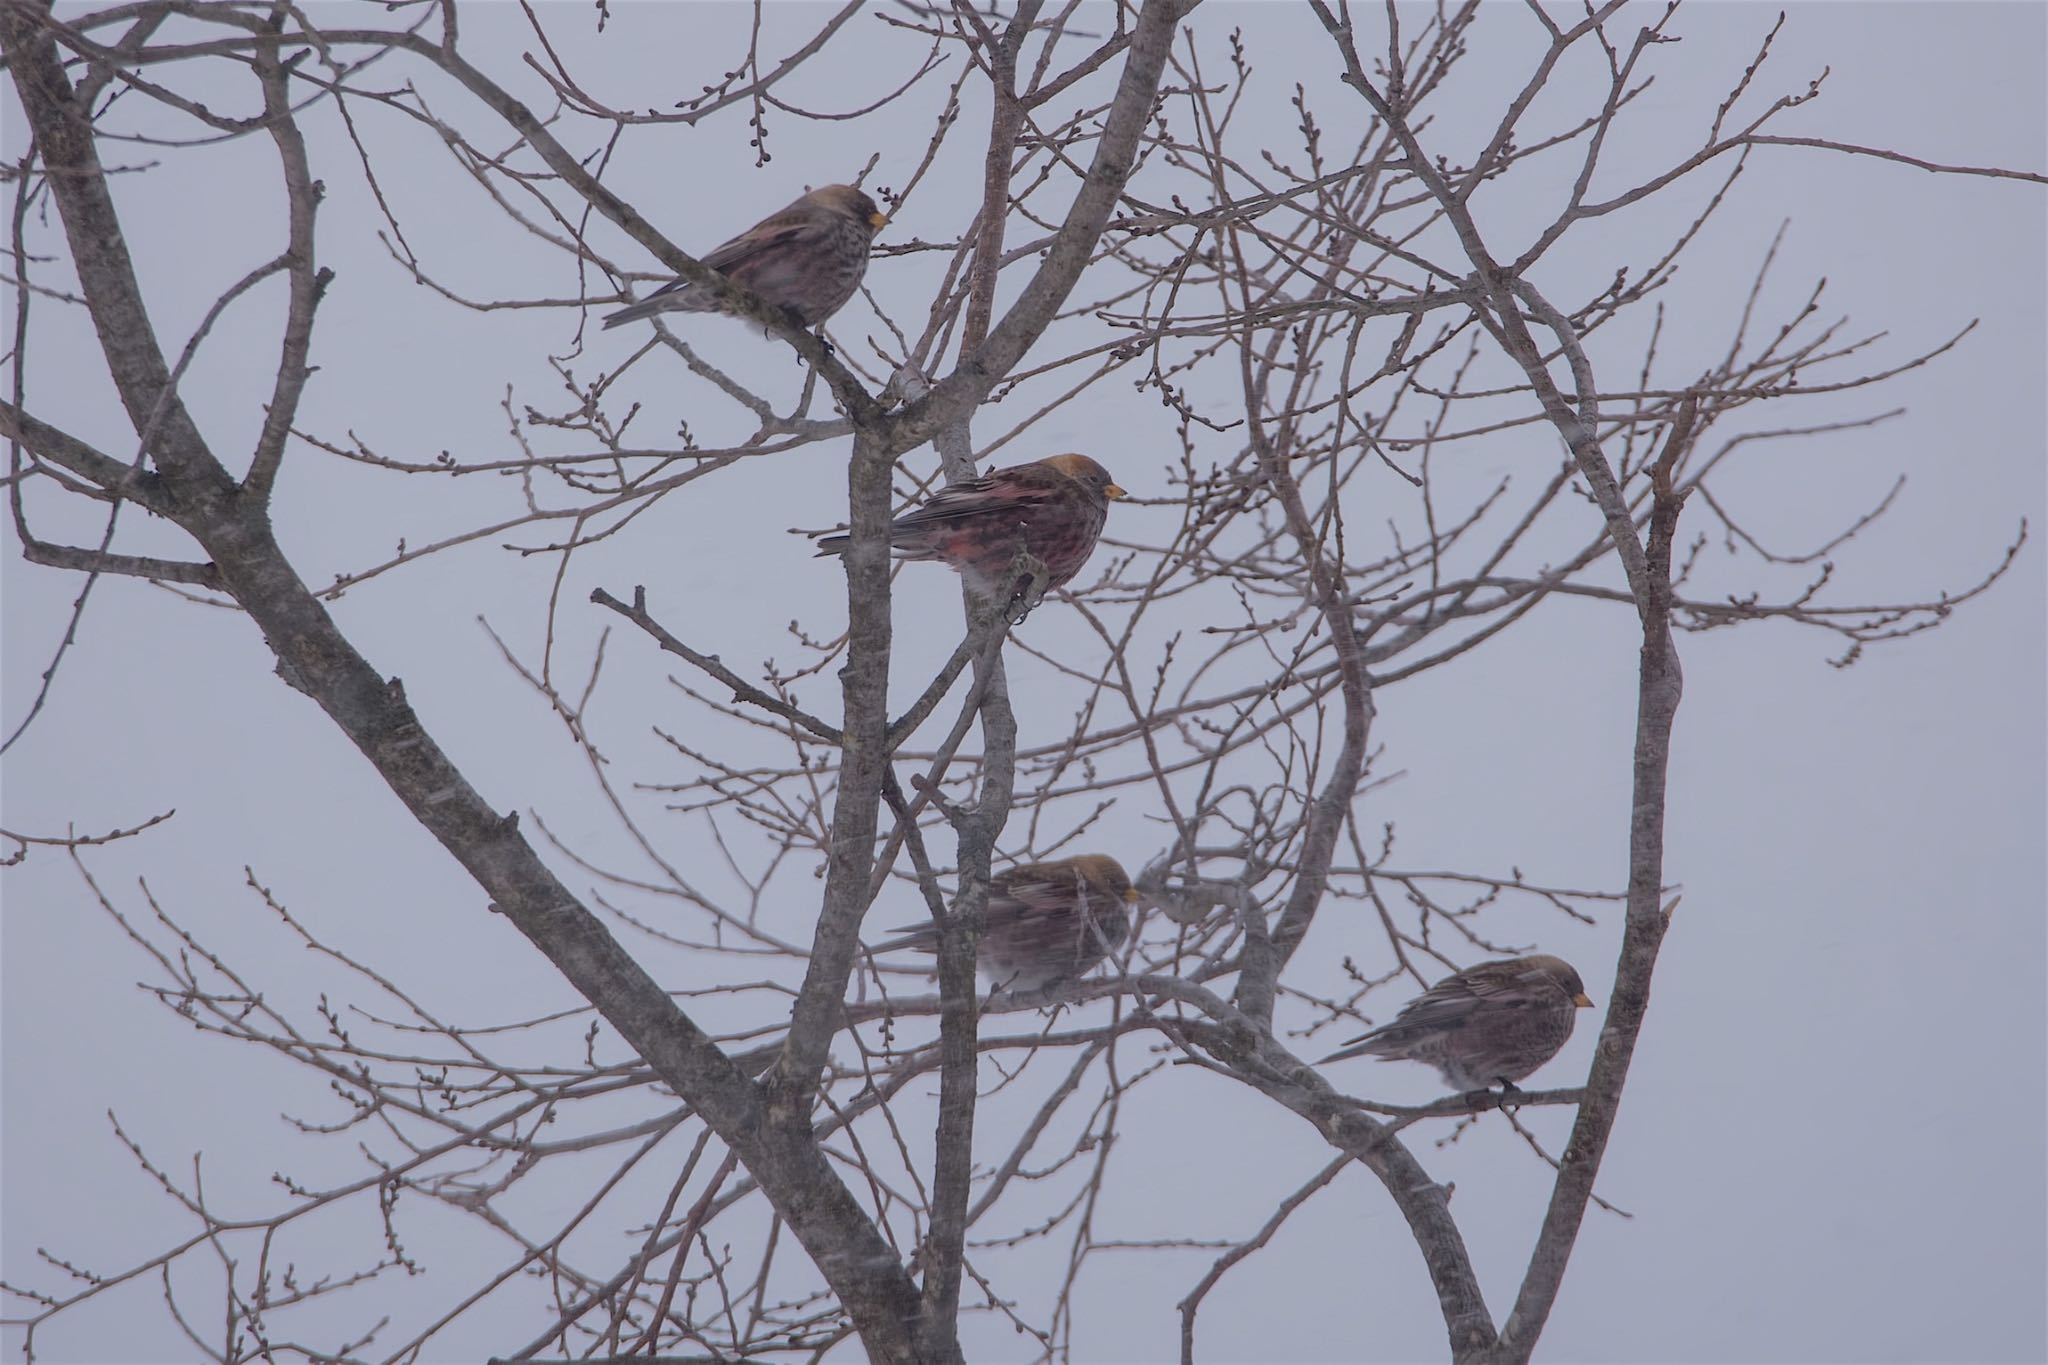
1104;484;1128;501
1573;993;1595;1009
1122;887;1142;904
868;211;890;229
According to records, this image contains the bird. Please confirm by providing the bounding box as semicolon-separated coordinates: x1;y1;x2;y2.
602;183;887;331
867;854;1140;995
812;453;1126;608
1320;954;1594;1093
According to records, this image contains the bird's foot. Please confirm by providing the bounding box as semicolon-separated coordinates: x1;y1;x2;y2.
777;307;833;357
990;977;1072;1014
1002;554;1051;625
769;308;834;358
1452;1081;1521;1112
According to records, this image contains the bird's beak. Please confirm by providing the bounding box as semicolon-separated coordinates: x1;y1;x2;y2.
1573;993;1594;1009
868;210;890;229
1104;484;1128;501
1122;887;1142;904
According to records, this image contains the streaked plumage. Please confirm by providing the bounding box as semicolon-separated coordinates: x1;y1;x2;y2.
603;183;886;331
870;854;1138;994
813;453;1125;600
1320;954;1594;1092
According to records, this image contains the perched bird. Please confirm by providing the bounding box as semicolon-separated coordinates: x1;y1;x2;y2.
1320;954;1594;1092
603;183;887;331
869;854;1139;995
813;454;1126;605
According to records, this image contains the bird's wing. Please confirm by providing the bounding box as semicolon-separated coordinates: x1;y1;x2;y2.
1393;962;1556;1033
983;881;1087;965
697;207;833;274
992;870;1083;923
874;866;1126;964
876;864;1083;952
1332;961;1525;1051
622;208;830;311
993;868;1130;952
891;469;1064;530
998;864;1079;904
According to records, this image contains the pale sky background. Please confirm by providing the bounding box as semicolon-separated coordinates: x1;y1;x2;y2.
4;3;2044;1362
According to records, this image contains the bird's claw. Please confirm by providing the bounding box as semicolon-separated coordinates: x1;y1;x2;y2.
1003;553;1051;625
773;306;833;358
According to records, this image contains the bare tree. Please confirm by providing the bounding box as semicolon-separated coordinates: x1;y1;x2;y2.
3;2;2035;1362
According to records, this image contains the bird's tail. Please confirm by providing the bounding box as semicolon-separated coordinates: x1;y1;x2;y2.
813;533;922;560
1318;1026;1400;1066
863;926;938;957
602;281;710;330
601;297;665;330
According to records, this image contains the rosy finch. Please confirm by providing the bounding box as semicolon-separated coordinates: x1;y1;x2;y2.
603;184;886;331
813;454;1126;604
1320;954;1594;1092
870;854;1139;995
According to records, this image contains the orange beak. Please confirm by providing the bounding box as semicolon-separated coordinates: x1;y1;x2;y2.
1104;484;1128;501
1573;993;1594;1009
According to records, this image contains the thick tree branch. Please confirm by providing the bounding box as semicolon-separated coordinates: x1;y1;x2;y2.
891;0;1193;449
1229;419;1372;1028
16;535;221;586
0;4;228;492
2;11;932;1358
762;416;900;1194
1488;402;1694;1364
0;401;177;516
909;6;1042;1341
16;2;885;422
243;28;327;502
1149;981;1499;1359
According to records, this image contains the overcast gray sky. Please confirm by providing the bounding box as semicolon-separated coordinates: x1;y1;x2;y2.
5;3;2044;1361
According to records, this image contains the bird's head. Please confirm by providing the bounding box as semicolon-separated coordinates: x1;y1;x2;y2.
1066;853;1140;904
1041;452;1127;502
813;183;890;232
1525;954;1595;1009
